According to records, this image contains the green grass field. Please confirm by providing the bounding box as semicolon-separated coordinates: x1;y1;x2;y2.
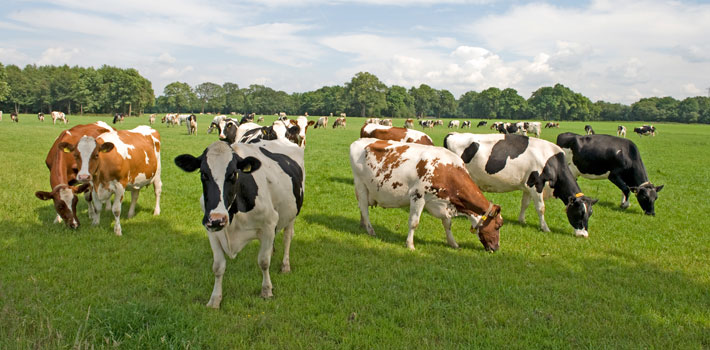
1;114;709;349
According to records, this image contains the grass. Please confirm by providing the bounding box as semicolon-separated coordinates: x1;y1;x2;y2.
1;114;709;349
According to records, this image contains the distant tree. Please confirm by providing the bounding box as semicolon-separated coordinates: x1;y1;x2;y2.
457;90;479;118
223;82;244;114
163;81;194;113
409;84;436;118
473;87;501;119
195;82;224;114
498;88;528;119
5;64;32;113
528;83;597;121
596;101;630;121
0;63;8;103
386;85;415;118
346;72;387;117
434;89;457;118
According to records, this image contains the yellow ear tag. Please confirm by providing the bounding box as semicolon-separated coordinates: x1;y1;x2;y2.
575;192;584;198
480;215;487;221
63;147;71;153
242;164;252;173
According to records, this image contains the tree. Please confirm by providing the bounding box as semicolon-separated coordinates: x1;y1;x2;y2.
434;89;457;118
498;88;528;119
386;85;415;118
409;84;436;118
457;91;479;118
345;72;387;117
596;101;630;121
195;82;224;114
528;83;597;121
473;87;501;119
163;81;194;113
223;82;244;114
0;63;9;103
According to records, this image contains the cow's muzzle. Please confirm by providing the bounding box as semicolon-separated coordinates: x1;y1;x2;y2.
76;174;91;183
206;214;227;230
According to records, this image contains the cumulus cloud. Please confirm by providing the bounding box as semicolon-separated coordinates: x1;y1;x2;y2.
37;47;80;65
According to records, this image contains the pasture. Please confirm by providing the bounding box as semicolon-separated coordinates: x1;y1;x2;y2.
1;114;709;349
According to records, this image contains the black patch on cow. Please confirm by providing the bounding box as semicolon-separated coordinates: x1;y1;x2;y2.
460;142;479;163
221;122;238;144
259;147;304;214
228;159;259;220
242;126;279;144
485;134;529;174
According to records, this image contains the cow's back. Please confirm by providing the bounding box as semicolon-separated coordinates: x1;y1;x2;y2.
98;126;161;186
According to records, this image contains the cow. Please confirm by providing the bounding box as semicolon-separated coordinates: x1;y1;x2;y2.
448;120;460;128
314;116;328;129
187;114;197;135
545;122;560;128
617;125;626;137
177;114;191;125
584;125;595;135
149;114;156;125
444;133;598;237
38;112;45;122
112;113;125;124
434;120;444;127
340;112;347;118
277;115;289;122
350;139;503;251
419;120;434;129
279;112;287;118
59;126;162;236
366;118;380;125
380;119;393;126
404;119;414;129
174;138;305;306
634;125;656;136
333;117;347;129
208;115;228;134
35;122;114;228
556;132;663;216
51;111;67;125
257;116;264;123
219;118;240;144
524;122;542;138
10;112;18;122
237;122;303;146
0;110;2;121
360;124;434;145
240;113;255;125
492;122;518;134
476;121;487;128
290;116;315;148
461;121;471;128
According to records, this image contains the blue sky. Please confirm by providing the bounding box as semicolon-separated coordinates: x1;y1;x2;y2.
1;0;708;103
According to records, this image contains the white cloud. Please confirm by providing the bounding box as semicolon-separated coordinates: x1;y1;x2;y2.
37;47;80;65
156;53;177;65
683;83;702;95
0;48;32;66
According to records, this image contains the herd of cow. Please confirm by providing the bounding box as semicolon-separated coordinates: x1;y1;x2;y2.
31;114;663;308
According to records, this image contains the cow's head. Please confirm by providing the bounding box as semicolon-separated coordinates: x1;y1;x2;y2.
219;120;239;144
292;117;315;147
174;142;261;231
35;183;91;229
630;183;663;216
59;137;113;184
565;195;599;237
470;204;503;252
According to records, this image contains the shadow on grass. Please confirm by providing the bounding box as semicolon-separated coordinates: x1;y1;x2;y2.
328;176;353;186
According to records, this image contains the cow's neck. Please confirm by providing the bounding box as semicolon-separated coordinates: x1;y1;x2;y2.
551;156;583;206
50;151;74;188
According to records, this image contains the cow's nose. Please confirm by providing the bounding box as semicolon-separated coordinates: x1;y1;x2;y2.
77;174;90;182
207;214;227;229
69;220;79;229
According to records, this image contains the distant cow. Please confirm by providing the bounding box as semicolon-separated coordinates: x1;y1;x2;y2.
524;122;542;138
0;111;2;121
38;112;45;122
174;139;306;306
556;132;663;215
10;112;18;122
112;113;124;124
187;114;197;135
60;126;162;236
634;125;656;136
240;113;255;125
434;120;444;127
350;138;502;251
545;122;560;128
419;120;434;129
476;121;487;128
366;118;380;125
584;125;595;135
492;122;518;134
315;116;328;129
444;133;598;237
448;120;460;128
380;119;393;126
272;116;315;148
35;122;113;228
51;111;67;125
333;117;346;129
617;125;626;137
461;121;471;128
404;119;414;129
257;116;264;123
177;114;191;125
360;124;434;145
208;115;228;134
340;112;347;118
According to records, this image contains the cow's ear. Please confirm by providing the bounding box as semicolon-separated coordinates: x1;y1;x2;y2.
99;142;114;153
58;142;74;153
655;185;664;192
629;186;638;193
174;154;201;172
491;204;501;217
35;191;53;200
73;183;91;194
237;157;261;173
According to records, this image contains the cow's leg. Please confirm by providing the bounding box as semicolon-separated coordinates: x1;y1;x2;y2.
152;178;162;215
608;173;630;209
532;191;550;232
206;231;226;308
127;189;140;218
281;219;295;273
85;191;96;223
406;196;426;250
54;214;63;224
441;216;458;249
258;228;276;298
354;182;375;236
111;186;125;236
519;191;531;223
91;191;102;225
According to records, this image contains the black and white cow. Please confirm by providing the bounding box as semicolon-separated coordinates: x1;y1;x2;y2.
237;122;302;146
207;115;227;134
444;133;598;237
461;121;471;128
584;125;595;135
556;132;663;216
476;121;487;128
174;138;305;307
493;122;518;134
634;125;656;136
617;125;626;137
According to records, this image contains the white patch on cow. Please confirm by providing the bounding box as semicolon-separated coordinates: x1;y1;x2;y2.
131;173;150;188
65;131;72;136
130;125;156;136
206;144;233;217
77;136;97;179
58;187;76;226
94;121;114;131
574;229;589;238
144;151;149;165
98;131;135;159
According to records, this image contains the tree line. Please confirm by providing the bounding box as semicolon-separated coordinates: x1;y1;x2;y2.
1;64;709;123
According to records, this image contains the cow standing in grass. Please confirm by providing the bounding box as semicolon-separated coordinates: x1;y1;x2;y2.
617;125;626;137
175;138;305;306
38;112;45;122
350;139;503;251
51;111;67;125
360;124;434;145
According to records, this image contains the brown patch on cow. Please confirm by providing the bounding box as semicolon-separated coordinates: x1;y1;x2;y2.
411;136;434;146
428;162;490;216
365;140;409;187
392;181;403;189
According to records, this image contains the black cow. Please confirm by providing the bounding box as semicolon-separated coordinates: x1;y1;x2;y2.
634;125;656;136
584;125;594;135
174;140;305;307
556;132;663;215
545;122;560;128
476;121;487;127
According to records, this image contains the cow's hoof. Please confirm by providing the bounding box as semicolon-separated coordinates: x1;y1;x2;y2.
114;227;122;236
261;287;273;299
406;244;416;251
574;230;589;238
153;209;161;216
280;264;291;273
206;296;222;309
541;227;551;233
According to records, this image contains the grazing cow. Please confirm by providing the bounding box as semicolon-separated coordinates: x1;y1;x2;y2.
315;116;329;129
187;114;197;135
360;124;434;145
477;121;487;128
10;112;18;122
634;125;656;136
492;122;518;134
35;122;114;228
444;133;598;237
51;111;67;125
404;118;414;129
38;112;45;122
584;125;595;135
366;118;381;125
60;126;162;236
461;121;471;128
434;120;444;127
237;122;303;147
174;139;305;306
419;120;434;129
524;122;542;138
449;120;460;128
240;113;255;125
350;139;503;251
380;119;393;126
257;116;264;123
333;117;347;129
340;112;347;118
545;122;560;128
112;113;125;124
556;132;663;215
149;114;156;125
617;125;626;137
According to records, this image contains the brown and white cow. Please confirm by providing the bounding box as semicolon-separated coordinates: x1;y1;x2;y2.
314;116;328;129
273;116;314;148
350;139;503;251
360;124;434;145
149;114;156;125
332;117;346;128
51;111;67;125
379;119;393;126
35;122;115;228
404;118;414;129
59;126;162;236
38;112;45;122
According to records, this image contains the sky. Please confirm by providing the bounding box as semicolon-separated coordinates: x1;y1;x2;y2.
0;0;709;104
